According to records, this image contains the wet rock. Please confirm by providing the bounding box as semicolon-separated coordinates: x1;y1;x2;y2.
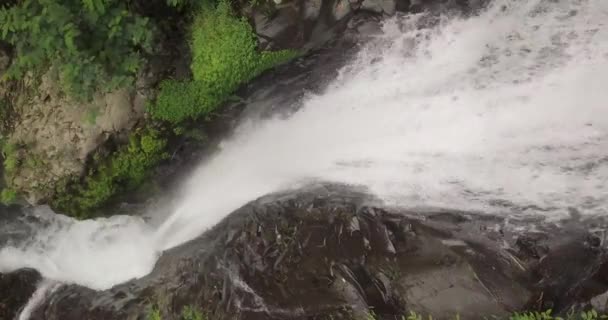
0;269;41;320
13;185;608;320
409;0;424;12
333;0;353;21
360;0;396;15
248;0;400;53
592;291;608;312
249;0;357;52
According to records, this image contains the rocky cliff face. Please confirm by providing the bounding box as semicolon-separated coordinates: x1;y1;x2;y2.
5;75;149;204
3;185;608;320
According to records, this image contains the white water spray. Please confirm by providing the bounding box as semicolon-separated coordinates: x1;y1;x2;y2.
1;0;607;291
17;280;60;320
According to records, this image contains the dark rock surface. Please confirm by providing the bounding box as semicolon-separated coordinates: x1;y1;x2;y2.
0;269;41;320
245;0;488;52
10;184;607;320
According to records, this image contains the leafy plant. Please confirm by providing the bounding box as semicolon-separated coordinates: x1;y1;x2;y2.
181;305;207;320
85;108;100;125
149;0;297;123
0;0;153;100
2;142;19;175
147;306;162;320
146;305;207;320
51;128;168;218
362;309;608;320
511;310;558;320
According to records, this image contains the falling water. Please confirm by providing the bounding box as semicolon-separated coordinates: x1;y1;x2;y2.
1;0;607;294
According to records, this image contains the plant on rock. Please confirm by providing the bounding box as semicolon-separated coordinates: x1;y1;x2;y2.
51;128;168;218
147;305;207;320
149;0;297;123
0;188;16;204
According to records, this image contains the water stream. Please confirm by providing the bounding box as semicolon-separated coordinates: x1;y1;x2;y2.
1;0;607;294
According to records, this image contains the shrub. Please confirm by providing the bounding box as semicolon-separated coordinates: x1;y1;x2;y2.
0;0;154;100
149;0;297;123
51;128;168;218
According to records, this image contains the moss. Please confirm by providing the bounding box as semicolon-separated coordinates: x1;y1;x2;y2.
146;305;207;320
149;0;297;123
2;142;19;177
0;188;16;204
183;127;207;143
51;128;168;218
85;108;100;125
181;306;207;320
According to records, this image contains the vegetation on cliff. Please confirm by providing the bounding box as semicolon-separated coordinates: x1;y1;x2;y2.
51;128;168;218
149;0;296;123
145;308;608;320
0;0;153;100
0;0;296;216
149;305;208;320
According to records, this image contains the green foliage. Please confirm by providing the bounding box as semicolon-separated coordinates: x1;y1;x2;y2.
2;142;19;175
511;309;608;320
0;0;153;100
404;311;427;320
0;140;18;204
0;188;16;204
52;128;168;218
511;310;559;320
149;80;208;123
146;305;207;320
24;153;43;169
181;306;207;320
149;0;297;123
147;306;162;320
85;108;100;125
364;309;607;320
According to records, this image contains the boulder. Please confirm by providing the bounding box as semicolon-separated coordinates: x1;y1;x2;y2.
248;0;364;52
16;185;608;320
0;269;41;320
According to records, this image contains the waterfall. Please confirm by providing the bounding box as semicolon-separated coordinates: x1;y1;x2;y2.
1;0;607;293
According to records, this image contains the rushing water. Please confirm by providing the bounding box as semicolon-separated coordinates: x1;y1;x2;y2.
1;0;608;292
